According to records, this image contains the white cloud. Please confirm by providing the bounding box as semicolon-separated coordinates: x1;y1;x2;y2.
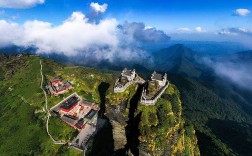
120;22;170;44
195;27;205;33
0;11;162;62
218;28;252;36
144;26;153;30
217;29;237;36
0;0;44;9
90;2;108;13
234;8;250;16
20;11;119;56
0;12;118;56
204;58;252;91
177;27;191;32
0;20;23;46
237;28;251;33
217;27;252;48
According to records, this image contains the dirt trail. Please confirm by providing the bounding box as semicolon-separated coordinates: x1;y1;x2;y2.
40;60;66;145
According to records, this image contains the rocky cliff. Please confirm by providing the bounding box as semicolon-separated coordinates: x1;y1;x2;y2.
104;82;200;155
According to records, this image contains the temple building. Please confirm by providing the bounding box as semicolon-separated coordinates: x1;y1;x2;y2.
151;71;167;87
140;71;169;105
50;93;100;150
114;68;145;93
121;68;136;81
60;96;80;113
47;76;73;96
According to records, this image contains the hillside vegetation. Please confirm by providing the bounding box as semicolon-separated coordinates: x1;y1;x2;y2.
0;54;199;155
170;75;252;156
138;84;200;155
152;45;252;156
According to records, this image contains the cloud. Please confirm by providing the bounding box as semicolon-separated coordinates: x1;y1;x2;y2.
0;20;23;46
215;63;252;90
0;2;170;63
217;29;237;36
0;0;44;9
217;27;252;48
203;57;252;91
120;22;170;44
233;8;250;16
218;28;252;36
90;2;108;13
177;27;191;32
229;28;252;36
20;12;119;57
195;27;205;33
88;2;108;23
0;11;168;63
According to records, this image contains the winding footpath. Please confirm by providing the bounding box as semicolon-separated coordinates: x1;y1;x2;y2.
40;60;66;145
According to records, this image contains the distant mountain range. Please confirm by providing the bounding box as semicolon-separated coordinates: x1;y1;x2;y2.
165;41;248;55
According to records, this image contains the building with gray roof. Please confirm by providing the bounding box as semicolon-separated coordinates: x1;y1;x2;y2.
151;71;167;87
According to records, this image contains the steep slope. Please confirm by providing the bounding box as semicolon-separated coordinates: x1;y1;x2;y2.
169;74;252;156
93;80;200;155
151;45;252;155
137;84;200;155
216;50;252;63
153;44;205;78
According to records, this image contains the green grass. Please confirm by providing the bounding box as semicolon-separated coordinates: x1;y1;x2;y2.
137;84;200;155
49;116;78;142
0;56;56;155
0;56;82;155
0;55;122;155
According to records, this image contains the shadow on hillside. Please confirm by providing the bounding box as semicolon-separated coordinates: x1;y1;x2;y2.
125;84;144;156
196;131;224;156
98;82;110;117
207;119;252;156
113;84;143;156
88;82;115;156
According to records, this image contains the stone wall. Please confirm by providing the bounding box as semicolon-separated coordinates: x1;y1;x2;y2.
140;82;169;105
114;80;134;93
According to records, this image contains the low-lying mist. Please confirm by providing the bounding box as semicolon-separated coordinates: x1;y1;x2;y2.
203;55;252;91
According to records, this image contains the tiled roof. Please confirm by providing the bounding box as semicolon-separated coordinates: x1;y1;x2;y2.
61;115;77;125
82;100;93;106
60;96;79;110
122;68;135;76
151;72;163;81
85;109;97;120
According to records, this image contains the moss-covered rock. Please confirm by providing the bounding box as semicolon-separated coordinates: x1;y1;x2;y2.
137;84;200;156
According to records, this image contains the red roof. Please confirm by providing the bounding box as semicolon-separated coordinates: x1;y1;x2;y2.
60;103;78;113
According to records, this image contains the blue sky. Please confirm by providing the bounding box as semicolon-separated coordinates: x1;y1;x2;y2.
0;0;251;58
1;0;251;32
